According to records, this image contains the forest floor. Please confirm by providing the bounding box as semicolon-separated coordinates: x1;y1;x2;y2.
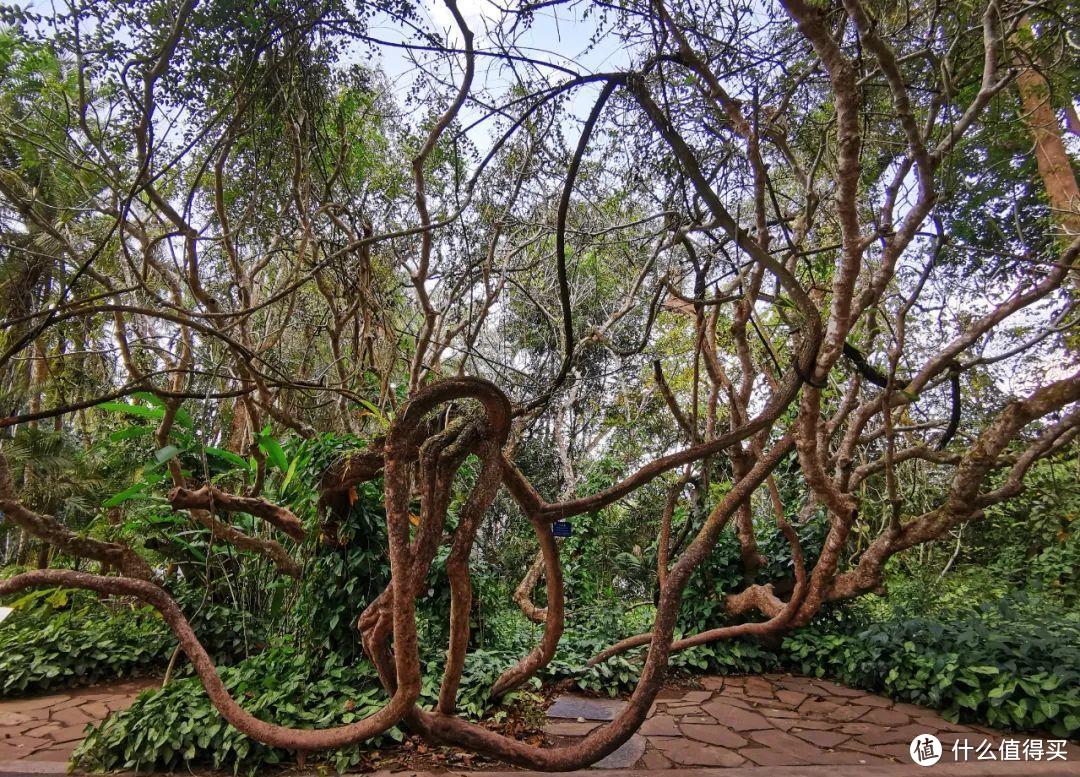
1;674;1078;775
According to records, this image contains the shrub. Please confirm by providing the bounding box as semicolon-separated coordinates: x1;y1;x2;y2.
74;644;543;775
781;594;1080;737
0;585;268;697
70;588;1080;776
676;512;831;631
75;647;395;775
291;478;390;658
0;589;170;695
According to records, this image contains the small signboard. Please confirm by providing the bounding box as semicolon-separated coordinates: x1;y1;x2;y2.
552;521;572;538
0;606;12;625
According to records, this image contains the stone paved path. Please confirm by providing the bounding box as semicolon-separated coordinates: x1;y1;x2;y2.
2;673;1078;774
0;678;156;771
544;674;1080;770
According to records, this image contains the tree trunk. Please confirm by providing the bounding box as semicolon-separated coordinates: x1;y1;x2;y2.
1014;19;1080;239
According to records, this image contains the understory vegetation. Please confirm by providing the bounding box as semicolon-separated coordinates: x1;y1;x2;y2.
0;583;267;696
5;446;1077;774
0;589;169;695
66;586;1080;774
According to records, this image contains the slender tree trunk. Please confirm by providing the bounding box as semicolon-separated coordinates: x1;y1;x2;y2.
1014;19;1080;239
227;398;249;453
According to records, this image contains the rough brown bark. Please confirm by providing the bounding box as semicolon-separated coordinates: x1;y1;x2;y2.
0;453;151;579
169;485;306;542
1014;19;1080;238
512;550;548;624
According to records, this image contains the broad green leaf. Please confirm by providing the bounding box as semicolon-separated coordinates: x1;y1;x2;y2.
203;446;248;470
258;435;288;472
355;398;390;429
154;445;181;464
131;391;165;407
103;483;147;508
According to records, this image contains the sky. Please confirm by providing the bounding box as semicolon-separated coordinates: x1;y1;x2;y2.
367;0;634;150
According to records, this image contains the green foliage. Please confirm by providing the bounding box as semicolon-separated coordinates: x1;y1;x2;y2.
172;588;272;669
74;647;395;775
74;640;544;775
539;603;782;697
422;648;539;719
980;460;1080;604
5;423;1076;773
677;511;830;629
563;638;784;697
0;428;115;540
1;0;1075;770
0;585;267;697
94;396;253;512
782;594;1080;737
40;578;1080;776
0;590;169;695
293;478;390;657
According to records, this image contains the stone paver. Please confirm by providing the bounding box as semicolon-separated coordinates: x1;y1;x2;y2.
545;673;1080;771
682;723;748;748
0;678;155;770
545;720;601;736
593;734;647;769
640;715;681;736
654;736;746;766
703;701;772;732
547;695;626;721
4;672;1079;774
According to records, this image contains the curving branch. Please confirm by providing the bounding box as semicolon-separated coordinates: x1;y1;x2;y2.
0;453;151;579
175;506;303;578
168;485;306;542
0;570;415;751
490;506;565;698
511;550;548;624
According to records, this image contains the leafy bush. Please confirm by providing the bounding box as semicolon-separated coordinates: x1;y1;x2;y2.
781;594;1080;737
0;585;268;697
75;647;396;775
292;478;390;657
73;608;653;775
175;594;272;668
488;602;782;697
11;424;1076;772
75;643;543;775
677;512;830;630
0;589;169;695
980;459;1080;604
62;583;1080;777
550;638;782;697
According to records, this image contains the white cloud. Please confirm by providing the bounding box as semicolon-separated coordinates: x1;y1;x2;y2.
426;0;502;45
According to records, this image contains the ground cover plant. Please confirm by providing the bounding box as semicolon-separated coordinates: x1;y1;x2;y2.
0;0;1078;770
70;590;1080;774
0;588;170;694
0;582;269;695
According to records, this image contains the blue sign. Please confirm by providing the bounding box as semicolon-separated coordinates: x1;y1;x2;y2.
552;521;572;538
